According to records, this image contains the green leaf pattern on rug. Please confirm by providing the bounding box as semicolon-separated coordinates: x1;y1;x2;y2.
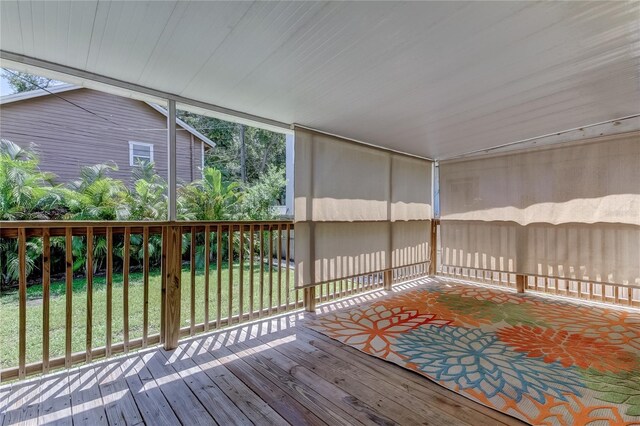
583;368;640;416
437;293;545;327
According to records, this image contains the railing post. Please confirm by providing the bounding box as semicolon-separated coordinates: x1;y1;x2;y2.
429;219;438;275
163;224;182;350
516;274;526;293
304;287;316;312
383;269;393;291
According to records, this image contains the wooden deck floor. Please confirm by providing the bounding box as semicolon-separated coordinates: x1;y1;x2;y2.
1;288;523;426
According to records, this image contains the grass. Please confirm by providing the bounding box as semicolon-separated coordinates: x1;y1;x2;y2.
0;262;298;370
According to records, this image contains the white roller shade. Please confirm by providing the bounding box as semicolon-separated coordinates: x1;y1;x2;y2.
440;132;640;285
294;127;433;286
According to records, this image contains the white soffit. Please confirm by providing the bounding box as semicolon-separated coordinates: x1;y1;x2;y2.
1;1;638;158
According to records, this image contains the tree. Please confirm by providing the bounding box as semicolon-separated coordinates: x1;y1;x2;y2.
176;111;286;187
240;166;286;220
178;167;241;221
2;69;54;93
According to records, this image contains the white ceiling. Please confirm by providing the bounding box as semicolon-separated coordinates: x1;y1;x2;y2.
1;1;639;158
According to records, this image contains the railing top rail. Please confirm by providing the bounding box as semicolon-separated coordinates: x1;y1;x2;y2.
0;219;294;228
0;220;294;238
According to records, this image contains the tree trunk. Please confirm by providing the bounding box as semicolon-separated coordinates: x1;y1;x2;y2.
239;124;247;183
258;134;276;176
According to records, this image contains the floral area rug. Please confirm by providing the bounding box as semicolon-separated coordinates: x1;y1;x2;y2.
307;280;640;425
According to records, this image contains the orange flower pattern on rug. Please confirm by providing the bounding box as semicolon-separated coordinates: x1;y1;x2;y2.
530;302;640;351
496;326;638;372
371;289;490;327
308;280;640;425
311;304;451;359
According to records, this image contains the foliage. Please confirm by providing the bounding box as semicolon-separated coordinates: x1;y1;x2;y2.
65;163;131;220
0;139;64;286
1;69;54;93
178;167;241;221
0;137;285;289
239;165;286;220
0;139;66;220
177;111;286;185
129;160;167;221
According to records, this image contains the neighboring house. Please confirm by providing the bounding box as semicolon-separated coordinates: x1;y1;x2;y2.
0;84;215;184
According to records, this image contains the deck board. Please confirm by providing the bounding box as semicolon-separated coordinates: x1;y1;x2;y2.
1;294;524;426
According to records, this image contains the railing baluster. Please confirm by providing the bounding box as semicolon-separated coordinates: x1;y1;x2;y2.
190;226;196;335
228;224;234;324
160;225;167;344
42;228;51;373
204;225;210;332
86;227;93;361
106;227;113;357
123;227;130;352
285;224;291;310
333;276;337;300
277;224;283;312
216;225;222;329
249;225;255;319
65;227;73;368
239;225;244;322
18;227;27;379
268;225;274;316
259;225;265;318
142;227;150;347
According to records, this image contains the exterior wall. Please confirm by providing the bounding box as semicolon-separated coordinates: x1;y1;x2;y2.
0;88;204;185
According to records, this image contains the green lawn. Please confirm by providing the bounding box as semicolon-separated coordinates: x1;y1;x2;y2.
0;262;299;370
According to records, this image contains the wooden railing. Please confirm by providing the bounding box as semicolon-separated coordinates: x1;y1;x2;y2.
0;220;297;381
0;220;435;382
441;265;640;308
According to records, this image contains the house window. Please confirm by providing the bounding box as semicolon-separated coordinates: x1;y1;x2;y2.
129;141;154;166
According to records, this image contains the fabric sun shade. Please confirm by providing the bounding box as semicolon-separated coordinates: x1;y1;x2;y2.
294;127;433;287
440;131;640;286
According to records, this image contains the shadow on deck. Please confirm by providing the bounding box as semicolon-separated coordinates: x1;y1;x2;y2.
1;279;523;426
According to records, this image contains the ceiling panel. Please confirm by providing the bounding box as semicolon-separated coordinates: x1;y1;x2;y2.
1;0;638;158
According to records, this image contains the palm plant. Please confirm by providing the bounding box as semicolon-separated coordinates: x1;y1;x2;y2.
0;139;64;289
178;167;242;267
66;163;131;220
178;167;241;221
128;161;167;268
0;139;65;220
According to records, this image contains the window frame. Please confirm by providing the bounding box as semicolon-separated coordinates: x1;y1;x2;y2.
129;141;154;166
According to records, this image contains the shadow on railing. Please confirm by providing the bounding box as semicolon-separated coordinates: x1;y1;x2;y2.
440;264;640;308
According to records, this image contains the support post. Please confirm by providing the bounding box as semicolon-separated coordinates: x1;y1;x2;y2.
163;225;182;350
167;99;177;221
383;269;393;291
304;287;316;312
429;219;438;275
516;274;526;294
